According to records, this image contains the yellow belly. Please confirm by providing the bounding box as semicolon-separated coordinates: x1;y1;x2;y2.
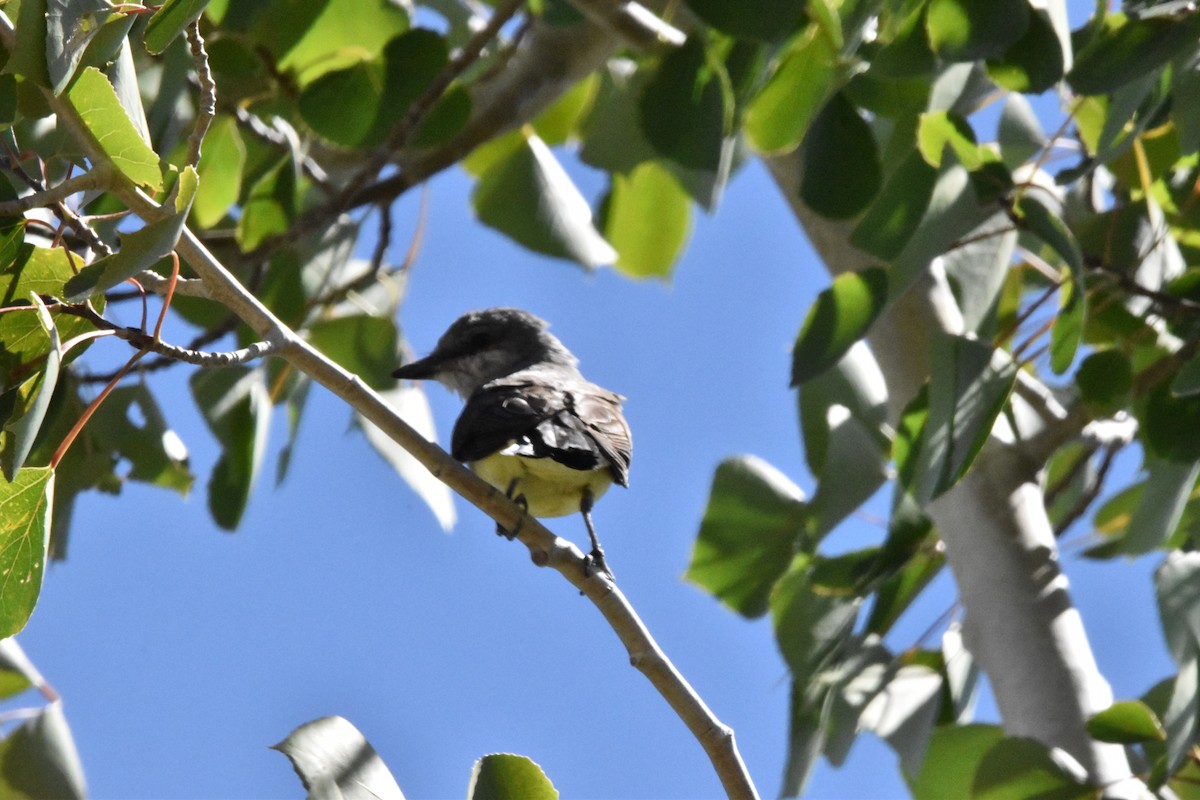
471;452;612;518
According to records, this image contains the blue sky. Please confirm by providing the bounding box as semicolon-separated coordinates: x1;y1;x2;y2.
14;140;1174;799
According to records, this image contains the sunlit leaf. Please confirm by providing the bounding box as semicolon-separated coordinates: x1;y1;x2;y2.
907;723;1005;800
925;0;1029;62
361;384;455;532
472;133;615;268
971;736;1093;799
0;700;85;799
602;161;691;280
850;152;938;261
771;556;861;688
65;67;161;190
1087;701;1166;744
272;716;405;800
905;334;1017;504
468;753;558;800
307;315;399;390
46;0;112;94
190;367;270;530
64;167;197;301
744;25;838;154
0;467;53;638
791;268;888;385
1;297;61;480
192;115;246;228
144;0;211;54
686;456;806;618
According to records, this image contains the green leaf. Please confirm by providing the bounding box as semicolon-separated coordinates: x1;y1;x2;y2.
1143;382;1200;463
0;467;54;638
925;0;1029;62
7;0;52;89
871;4;935;77
639;38;730;171
1163;653;1200;775
266;0;410;87
798;340;888;477
1123;458;1200;555
800;93;881;219
849;151;938;261
472;133;616;268
998;94;1046;169
985;8;1064;93
771;556;861;688
64;166;197;301
65;67;162;190
1174;357;1200;398
685;456;806;618
237;155;296;252
46;0;112;94
1013;194;1082;273
804;401;889;540
143;0;211;54
192;115;246;228
907;723;1005;800
916;111;982;170
190;367;270;530
791;268;888;385
1;296;61;480
1049;271;1085;375
360;384;455;531
1157;553;1200;666
744;25;838;154
0;638;40;699
942;214;1016;335
1088;701;1166;744
1069;11;1200;96
971;736;1095;799
298;30;447;149
683;0;807;41
88;385;193;495
468;753;558;800
906;334;1018;504
602;161;691;280
307;315;399;390
532;75;596;146
272;716;405;800
1076;350;1132;416
0;700;85;800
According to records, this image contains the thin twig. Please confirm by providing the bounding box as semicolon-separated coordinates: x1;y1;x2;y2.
1053;446;1118;537
57;303;280;368
184;22;216;168
0;169;111;216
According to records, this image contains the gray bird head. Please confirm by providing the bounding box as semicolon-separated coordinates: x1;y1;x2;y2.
393;308;579;397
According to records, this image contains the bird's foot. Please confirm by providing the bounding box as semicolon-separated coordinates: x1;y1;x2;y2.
496;486;527;540
583;546;615;581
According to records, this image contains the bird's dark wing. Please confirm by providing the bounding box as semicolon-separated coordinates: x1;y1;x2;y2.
452;380;632;484
570;389;632;487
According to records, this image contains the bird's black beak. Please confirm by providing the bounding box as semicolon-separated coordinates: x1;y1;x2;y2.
392;355;440;380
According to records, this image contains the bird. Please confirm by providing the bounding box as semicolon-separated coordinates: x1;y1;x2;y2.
392;308;632;577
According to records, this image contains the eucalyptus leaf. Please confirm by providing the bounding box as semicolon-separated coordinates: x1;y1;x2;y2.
272;716;405;800
686;456;806;618
0;467;54;638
